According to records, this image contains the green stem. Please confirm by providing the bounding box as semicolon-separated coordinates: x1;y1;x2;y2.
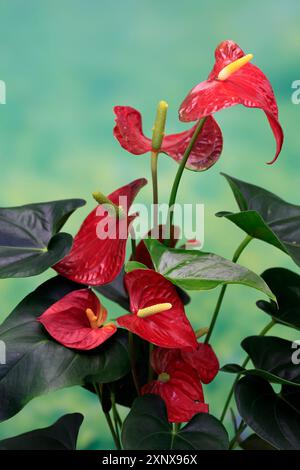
170;423;180;449
111;392;121;446
130;234;136;260
232;234;253;263
204;235;252;344
115;407;123;429
166;117;207;245
229;421;247;450
128;332;140;396
220;356;250;424
151;151;159;228
220;319;275;423
94;384;121;450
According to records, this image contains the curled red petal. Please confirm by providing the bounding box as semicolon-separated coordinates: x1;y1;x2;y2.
161;116;223;171
113;106;152;155
117;269;197;350
181;343;219;384
179;40;283;163
38;289;116;350
142;348;208;422
54;178;147;285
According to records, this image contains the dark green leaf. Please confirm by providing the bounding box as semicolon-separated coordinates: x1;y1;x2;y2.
85;335;150;408
0;199;85;278
144;239;275;300
257;268;300;330
239;433;276;450
222;336;300;386
122;394;229;450
235;376;300;450
0;276;130;422
218;173;300;266
0;413;83;450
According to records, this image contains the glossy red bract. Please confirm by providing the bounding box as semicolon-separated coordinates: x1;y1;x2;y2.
54;178;147;285
117;269;198;350
179;40;283;163
38;289;116;350
114;106;223;171
142;348;208;423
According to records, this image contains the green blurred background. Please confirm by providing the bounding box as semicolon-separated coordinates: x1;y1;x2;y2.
0;0;299;449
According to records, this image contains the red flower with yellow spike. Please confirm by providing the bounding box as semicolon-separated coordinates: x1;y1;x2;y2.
54;178;147;285
38;289;116;350
142;348;208;423
179;40;284;163
114;105;223;171
117;269;197;350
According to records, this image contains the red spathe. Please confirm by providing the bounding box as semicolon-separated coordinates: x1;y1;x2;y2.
117;269;198;350
114;106;223;171
142;348;208;423
54;178;147;285
38;289;116;350
179;40;283;163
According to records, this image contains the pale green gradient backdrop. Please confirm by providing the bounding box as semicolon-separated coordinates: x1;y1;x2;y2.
0;0;299;449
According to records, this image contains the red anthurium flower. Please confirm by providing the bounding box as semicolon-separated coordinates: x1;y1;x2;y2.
54;178;147;285
117;269;197;350
181;343;219;384
179;40;283;163
114;106;223;171
142;348;208;423
38;289;116;350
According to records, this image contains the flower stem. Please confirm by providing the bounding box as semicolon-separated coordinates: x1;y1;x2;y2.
220;356;250;424
94;383;121;450
204;235;252;344
128;332;140;396
130;234;136;261
229;420;247;450
170;423;179;449
151;151;159;228
220;319;275;423
231;234;253;263
166;117;207;245
111;391;122;446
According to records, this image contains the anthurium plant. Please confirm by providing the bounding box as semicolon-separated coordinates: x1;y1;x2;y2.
2;39;300;451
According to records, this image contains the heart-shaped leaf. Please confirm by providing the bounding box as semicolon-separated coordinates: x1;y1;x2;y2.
144;239;275;300
0;199;85;278
235;375;300;450
217;173;300;267
222;336;300;386
122;394;229;450
256;268;300;330
0;413;83;450
0;276;130;422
